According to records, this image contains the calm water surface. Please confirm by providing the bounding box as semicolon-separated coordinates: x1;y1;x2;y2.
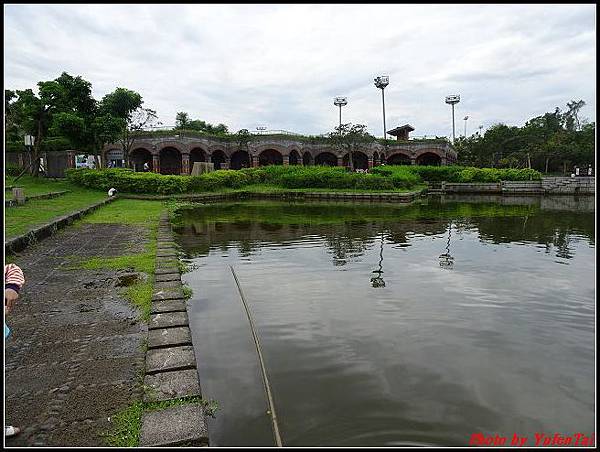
173;195;595;447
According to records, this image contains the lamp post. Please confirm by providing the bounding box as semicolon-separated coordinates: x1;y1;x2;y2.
463;115;469;137
374;75;389;139
445;94;460;143
333;97;348;130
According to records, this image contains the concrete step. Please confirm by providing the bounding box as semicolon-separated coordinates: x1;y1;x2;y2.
139;403;209;447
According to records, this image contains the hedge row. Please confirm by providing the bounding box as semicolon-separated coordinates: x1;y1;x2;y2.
65;166;421;194
65;165;542;195
371;165;541;182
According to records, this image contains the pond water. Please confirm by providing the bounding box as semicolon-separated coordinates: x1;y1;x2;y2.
173;195;595;447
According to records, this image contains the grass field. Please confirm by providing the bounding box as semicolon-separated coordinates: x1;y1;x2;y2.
5;176;107;239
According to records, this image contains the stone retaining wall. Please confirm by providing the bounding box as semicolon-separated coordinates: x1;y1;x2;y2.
139;212;209;447
427;177;594;195
4;196;117;255
123;189;424;203
5;190;70;207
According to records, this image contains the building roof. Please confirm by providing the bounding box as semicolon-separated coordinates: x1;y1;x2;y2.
386;124;415;135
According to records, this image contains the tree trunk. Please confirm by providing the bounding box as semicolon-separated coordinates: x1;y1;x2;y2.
545;156;550;174
31;121;44;177
527;153;531;169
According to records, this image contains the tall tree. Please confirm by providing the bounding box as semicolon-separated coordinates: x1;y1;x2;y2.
10;72;97;176
100;88;157;167
236;128;254;166
328;123;375;170
175;112;190;129
564;99;586;131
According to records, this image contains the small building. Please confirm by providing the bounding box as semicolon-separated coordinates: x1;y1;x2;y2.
386;124;415;141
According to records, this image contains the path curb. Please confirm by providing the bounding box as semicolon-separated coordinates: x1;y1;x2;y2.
5;190;70;207
139;211;209;447
5;196;117;255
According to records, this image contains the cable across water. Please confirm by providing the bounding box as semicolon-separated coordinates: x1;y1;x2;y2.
230;265;283;447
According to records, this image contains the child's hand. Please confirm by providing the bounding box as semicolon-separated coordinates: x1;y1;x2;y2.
5;288;19;313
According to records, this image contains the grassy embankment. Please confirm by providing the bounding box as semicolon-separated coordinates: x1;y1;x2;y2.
4;175;106;239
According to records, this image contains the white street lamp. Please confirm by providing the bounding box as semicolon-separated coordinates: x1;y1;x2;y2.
463;115;469;137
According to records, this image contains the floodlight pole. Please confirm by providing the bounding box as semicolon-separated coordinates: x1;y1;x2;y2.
333;97;348;130
445;95;460;143
374;76;389;139
463;116;469;137
381;89;386;140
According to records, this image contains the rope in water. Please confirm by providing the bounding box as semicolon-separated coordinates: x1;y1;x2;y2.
230;265;283;447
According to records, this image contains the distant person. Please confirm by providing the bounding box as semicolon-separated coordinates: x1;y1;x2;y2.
86;155;96;170
575;166;580;177
143;162;150;172
107;160;113;168
587;165;592;176
5;263;25;438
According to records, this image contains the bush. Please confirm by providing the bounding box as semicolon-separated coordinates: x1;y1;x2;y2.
372;165;541;182
188;170;251;192
6;164;22;176
66;168;191;194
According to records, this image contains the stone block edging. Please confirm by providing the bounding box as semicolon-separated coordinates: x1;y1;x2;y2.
121;188;425;203
139;211;208;447
4;196;117;255
5;190;70;207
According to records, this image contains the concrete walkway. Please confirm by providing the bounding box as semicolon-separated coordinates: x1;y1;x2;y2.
4;222;149;446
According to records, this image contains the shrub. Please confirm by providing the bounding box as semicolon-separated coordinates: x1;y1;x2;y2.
6;164;22;176
66;168;191;194
188;170;251;192
372;165;541;182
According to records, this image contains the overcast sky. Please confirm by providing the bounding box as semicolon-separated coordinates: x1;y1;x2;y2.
4;3;596;138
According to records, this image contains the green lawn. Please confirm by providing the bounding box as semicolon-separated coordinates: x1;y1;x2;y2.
5;175;73;198
81;198;166;225
5;187;107;239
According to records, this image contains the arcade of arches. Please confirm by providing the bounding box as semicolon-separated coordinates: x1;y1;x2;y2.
102;145;450;175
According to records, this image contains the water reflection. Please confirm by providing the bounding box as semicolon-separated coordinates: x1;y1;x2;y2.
370;231;386;288
173;198;594;263
439;223;455;269
174;197;595;447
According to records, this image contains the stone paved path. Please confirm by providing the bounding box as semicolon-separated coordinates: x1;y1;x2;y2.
5;222;149;446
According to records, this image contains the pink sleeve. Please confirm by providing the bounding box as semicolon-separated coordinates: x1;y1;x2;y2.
4;264;25;289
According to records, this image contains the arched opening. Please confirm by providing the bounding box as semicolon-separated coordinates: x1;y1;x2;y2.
210;150;227;170
373;152;380;166
387;153;412;165
130;148;152;172
416;152;442;166
289;149;301;165
190;148;207;170
160;147;182;175
303;152;312;166
315;152;338;166
230;150;251;170
342;151;369;170
259;149;283;166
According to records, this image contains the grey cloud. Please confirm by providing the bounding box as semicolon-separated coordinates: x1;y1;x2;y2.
4;4;596;137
